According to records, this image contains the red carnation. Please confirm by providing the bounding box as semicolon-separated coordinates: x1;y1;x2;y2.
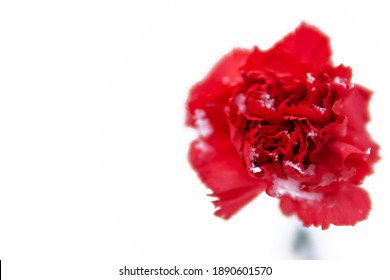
186;23;379;229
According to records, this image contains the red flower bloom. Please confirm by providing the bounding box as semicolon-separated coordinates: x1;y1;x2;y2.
186;23;380;229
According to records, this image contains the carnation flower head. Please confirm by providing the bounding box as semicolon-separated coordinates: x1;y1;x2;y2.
186;23;379;229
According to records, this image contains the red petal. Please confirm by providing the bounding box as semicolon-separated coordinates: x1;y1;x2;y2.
317;141;371;183
189;138;267;219
242;23;332;77
242;47;301;77
342;85;371;130
272;22;332;69
341;85;380;165
279;182;371;229
280;102;332;125
186;49;250;129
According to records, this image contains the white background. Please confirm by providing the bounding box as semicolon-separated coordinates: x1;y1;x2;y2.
1;0;389;278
